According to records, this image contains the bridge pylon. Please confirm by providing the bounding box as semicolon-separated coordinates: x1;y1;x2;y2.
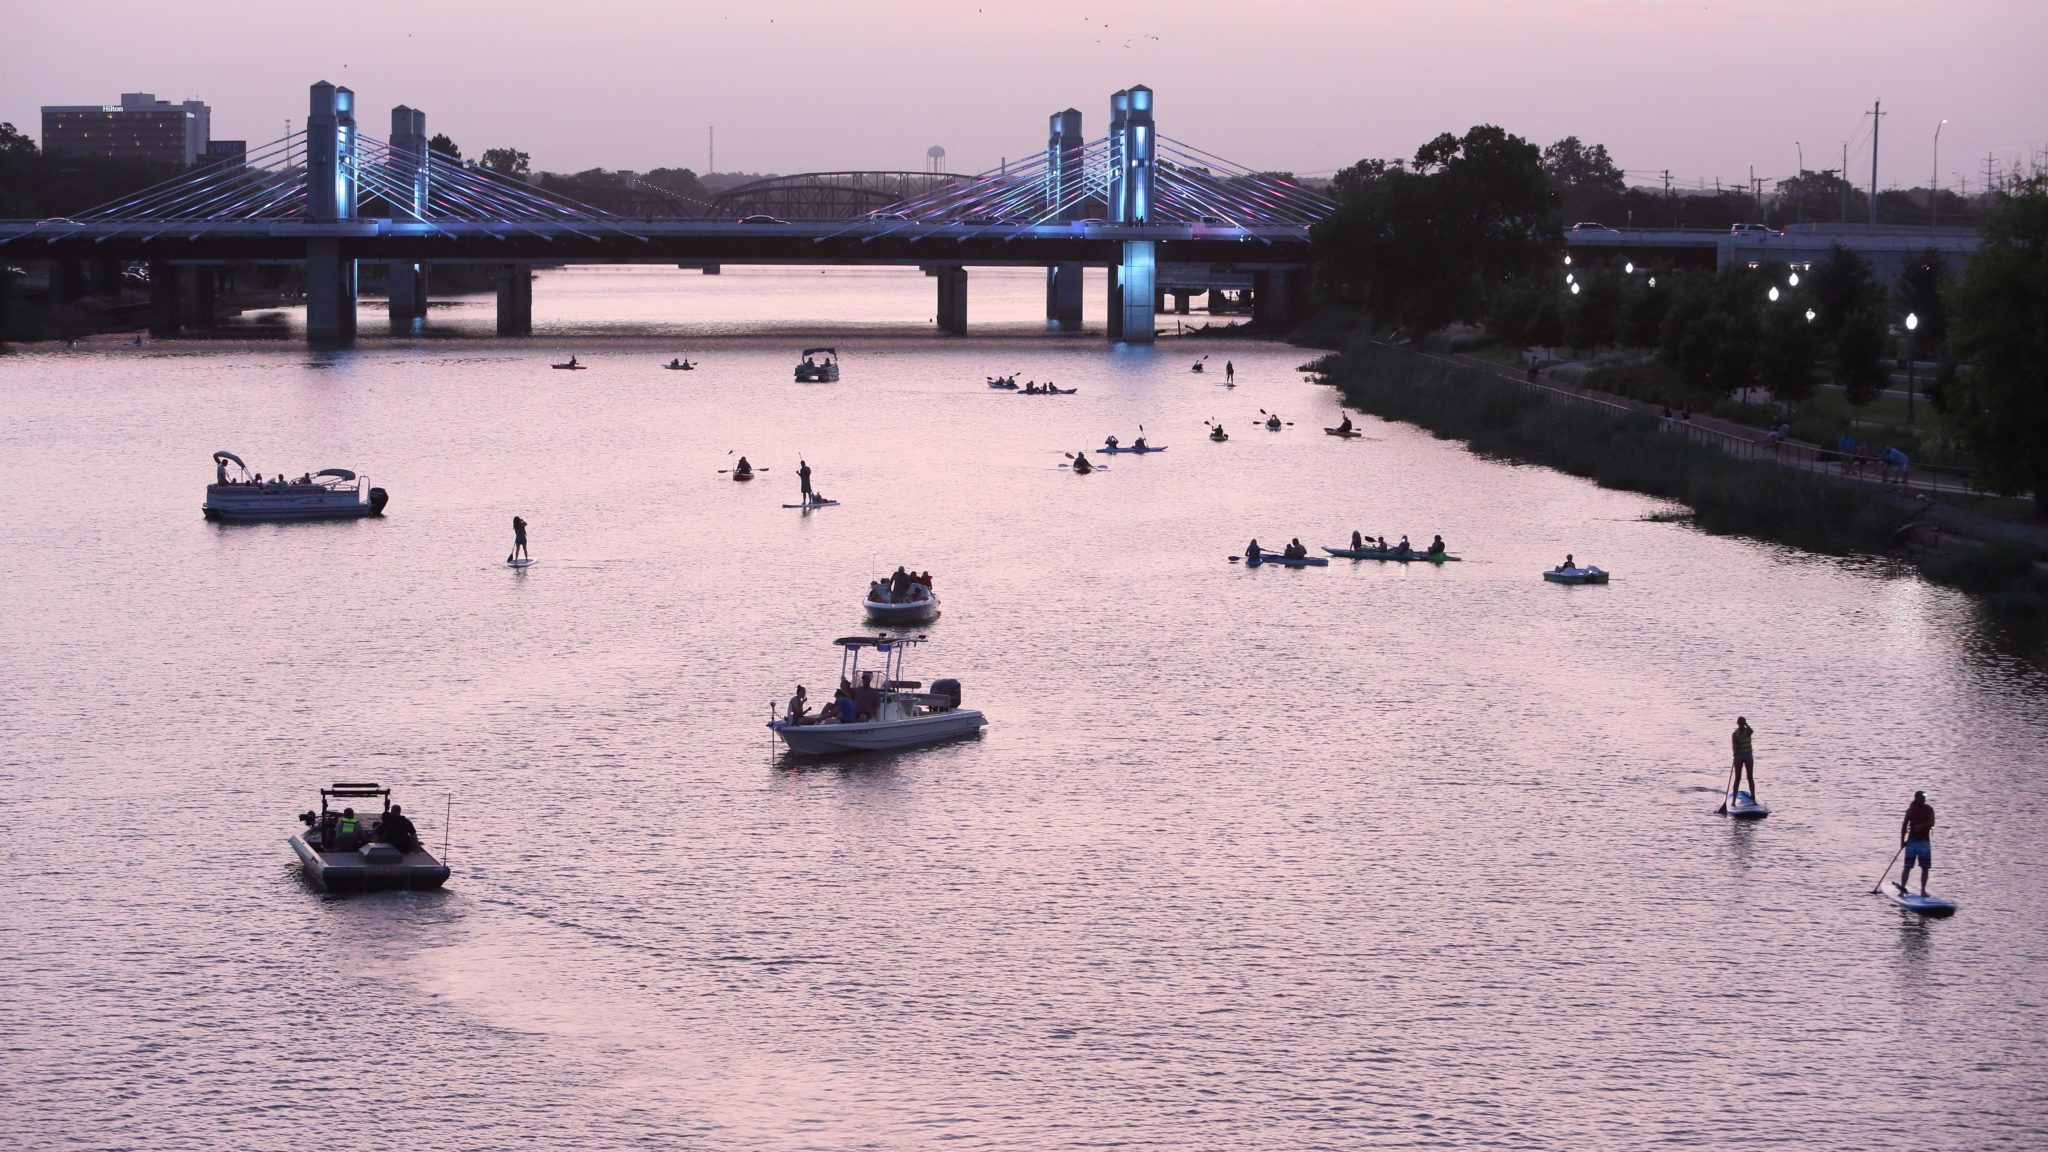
1107;86;1157;342
305;81;359;343
1045;108;1085;328
385;105;429;327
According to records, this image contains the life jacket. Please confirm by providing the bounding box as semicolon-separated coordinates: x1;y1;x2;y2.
1733;727;1753;754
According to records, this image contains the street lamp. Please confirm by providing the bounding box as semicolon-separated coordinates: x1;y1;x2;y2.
1769;286;1781;301
1932;120;1947;227
1805;308;1816;322
1625;262;1634;274
1905;312;1920;423
1571;282;1581;295
1788;271;1800;287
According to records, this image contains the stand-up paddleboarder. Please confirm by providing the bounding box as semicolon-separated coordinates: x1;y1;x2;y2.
510;515;529;562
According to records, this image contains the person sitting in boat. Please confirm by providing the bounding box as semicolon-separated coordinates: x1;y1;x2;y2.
1556;554;1576;572
869;579;887;604
1396;535;1412;556
1246;537;1261;560
378;804;421;853
913;571;933;591
1336;415;1353;435
1132;434;1147;451
1073;451;1092;470
331;807;363;850
1352;530;1365;551
567;356;579;368
1376;536;1389;551
1106;435;1120;450
1266;415;1282;429
854;673;882;721
735;456;752;475
831;682;856;724
1284;538;1307;559
786;685;810;724
1428;535;1446;556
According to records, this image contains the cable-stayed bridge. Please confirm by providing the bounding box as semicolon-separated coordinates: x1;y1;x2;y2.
2;83;1329;344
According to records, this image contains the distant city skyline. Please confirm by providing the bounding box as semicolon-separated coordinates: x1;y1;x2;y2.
5;0;2044;192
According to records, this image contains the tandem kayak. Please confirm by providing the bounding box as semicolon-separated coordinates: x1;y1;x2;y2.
1243;552;1327;568
1544;566;1609;584
1101;444;1167;454
1322;546;1460;563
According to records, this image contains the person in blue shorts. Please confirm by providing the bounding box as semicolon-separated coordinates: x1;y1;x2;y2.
1900;791;1935;896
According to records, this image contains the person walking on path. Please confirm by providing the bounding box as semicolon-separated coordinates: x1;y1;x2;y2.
798;459;813;501
1899;791;1936;895
1225;360;1235;384
1730;717;1756;795
510;516;529;562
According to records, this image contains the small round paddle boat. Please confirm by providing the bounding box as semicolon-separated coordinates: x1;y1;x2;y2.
1544;565;1609;584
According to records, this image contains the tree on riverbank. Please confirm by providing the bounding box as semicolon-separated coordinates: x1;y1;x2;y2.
1948;177;2048;514
1311;126;1556;341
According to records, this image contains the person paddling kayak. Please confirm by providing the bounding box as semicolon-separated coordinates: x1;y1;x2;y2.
1428;535;1446;556
1731;717;1756;797
1352;530;1365;550
1335;415;1353;435
735;456;752;476
1899;791;1935;895
1245;537;1261;560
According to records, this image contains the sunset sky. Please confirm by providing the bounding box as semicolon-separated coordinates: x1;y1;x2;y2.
5;0;2043;191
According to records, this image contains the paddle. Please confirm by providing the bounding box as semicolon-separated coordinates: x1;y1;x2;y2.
717;468;769;474
1715;760;1737;815
1869;844;1908;894
1258;408;1294;426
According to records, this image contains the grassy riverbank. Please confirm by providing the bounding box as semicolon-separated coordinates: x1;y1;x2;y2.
1305;336;2048;626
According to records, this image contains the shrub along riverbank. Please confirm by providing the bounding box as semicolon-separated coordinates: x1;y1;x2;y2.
1304;336;2048;626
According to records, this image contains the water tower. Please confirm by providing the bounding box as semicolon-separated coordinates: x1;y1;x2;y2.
926;144;946;175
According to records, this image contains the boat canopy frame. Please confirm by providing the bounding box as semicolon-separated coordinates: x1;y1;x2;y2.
801;347;838;360
319;782;392;818
829;634;928;691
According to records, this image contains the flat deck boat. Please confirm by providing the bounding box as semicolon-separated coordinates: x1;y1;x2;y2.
289;783;449;892
769;635;986;755
205;451;387;522
1544;565;1610;585
795;347;840;382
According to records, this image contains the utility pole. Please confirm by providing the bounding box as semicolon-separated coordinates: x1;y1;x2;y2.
708;126;715;176
1932;119;1946;227
1984;153;1998;193
1867;99;1885;226
1841;143;1851;221
1750;166;1762;218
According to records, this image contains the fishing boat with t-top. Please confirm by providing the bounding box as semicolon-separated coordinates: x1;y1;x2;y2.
289;782;449;892
768;635;986;755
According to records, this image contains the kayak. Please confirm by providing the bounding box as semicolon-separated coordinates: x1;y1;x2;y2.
1265;421;1282;431
1325;427;1360;438
1019;387;1077;395
1071;463;1094;475
1544;566;1609;584
1881;883;1958;916
1724;790;1771;820
1243;552;1327;568
550;363;586;370
1101;444;1167;454
1323;546;1459;563
733;471;754;482
782;500;839;508
1210;431;1229;442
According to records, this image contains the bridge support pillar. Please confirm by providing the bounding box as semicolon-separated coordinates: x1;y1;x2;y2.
89;258;125;296
496;266;533;336
305;239;358;345
50;260;85;304
1046;263;1083;328
148;262;182;337
1115;241;1156;343
936;266;968;335
1251;270;1308;332
180;266;218;329
387;262;427;325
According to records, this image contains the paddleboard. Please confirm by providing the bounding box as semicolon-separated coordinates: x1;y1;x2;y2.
1725;790;1771;819
507;557;536;568
1881;883;1957;916
782;500;840;508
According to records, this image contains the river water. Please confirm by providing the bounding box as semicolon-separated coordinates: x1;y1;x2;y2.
3;266;2044;1151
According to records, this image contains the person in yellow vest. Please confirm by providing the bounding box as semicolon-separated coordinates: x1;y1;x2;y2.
333;807;361;848
1731;717;1756;795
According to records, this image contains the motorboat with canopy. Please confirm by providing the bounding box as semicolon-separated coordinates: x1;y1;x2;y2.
204;451;388;521
795;347;840;382
290;782;449;892
768;635;985;755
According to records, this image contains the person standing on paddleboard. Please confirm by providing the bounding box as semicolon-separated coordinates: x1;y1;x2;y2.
511;515;529;562
1731;717;1756;796
1225;359;1235;384
798;459;812;502
1900;791;1936;896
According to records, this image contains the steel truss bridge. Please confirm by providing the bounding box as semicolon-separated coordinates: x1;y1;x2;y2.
2;83;1329;344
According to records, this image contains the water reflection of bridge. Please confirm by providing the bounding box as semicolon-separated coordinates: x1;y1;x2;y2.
2;83;1328;345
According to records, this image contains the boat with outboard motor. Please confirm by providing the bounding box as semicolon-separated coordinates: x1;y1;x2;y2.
204;452;388;521
768;635;986;755
796;347;840;382
865;570;939;624
290;782;449;892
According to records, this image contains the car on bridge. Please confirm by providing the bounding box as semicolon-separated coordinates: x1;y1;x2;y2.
1570;221;1620;233
739;214;788;225
1731;223;1782;236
